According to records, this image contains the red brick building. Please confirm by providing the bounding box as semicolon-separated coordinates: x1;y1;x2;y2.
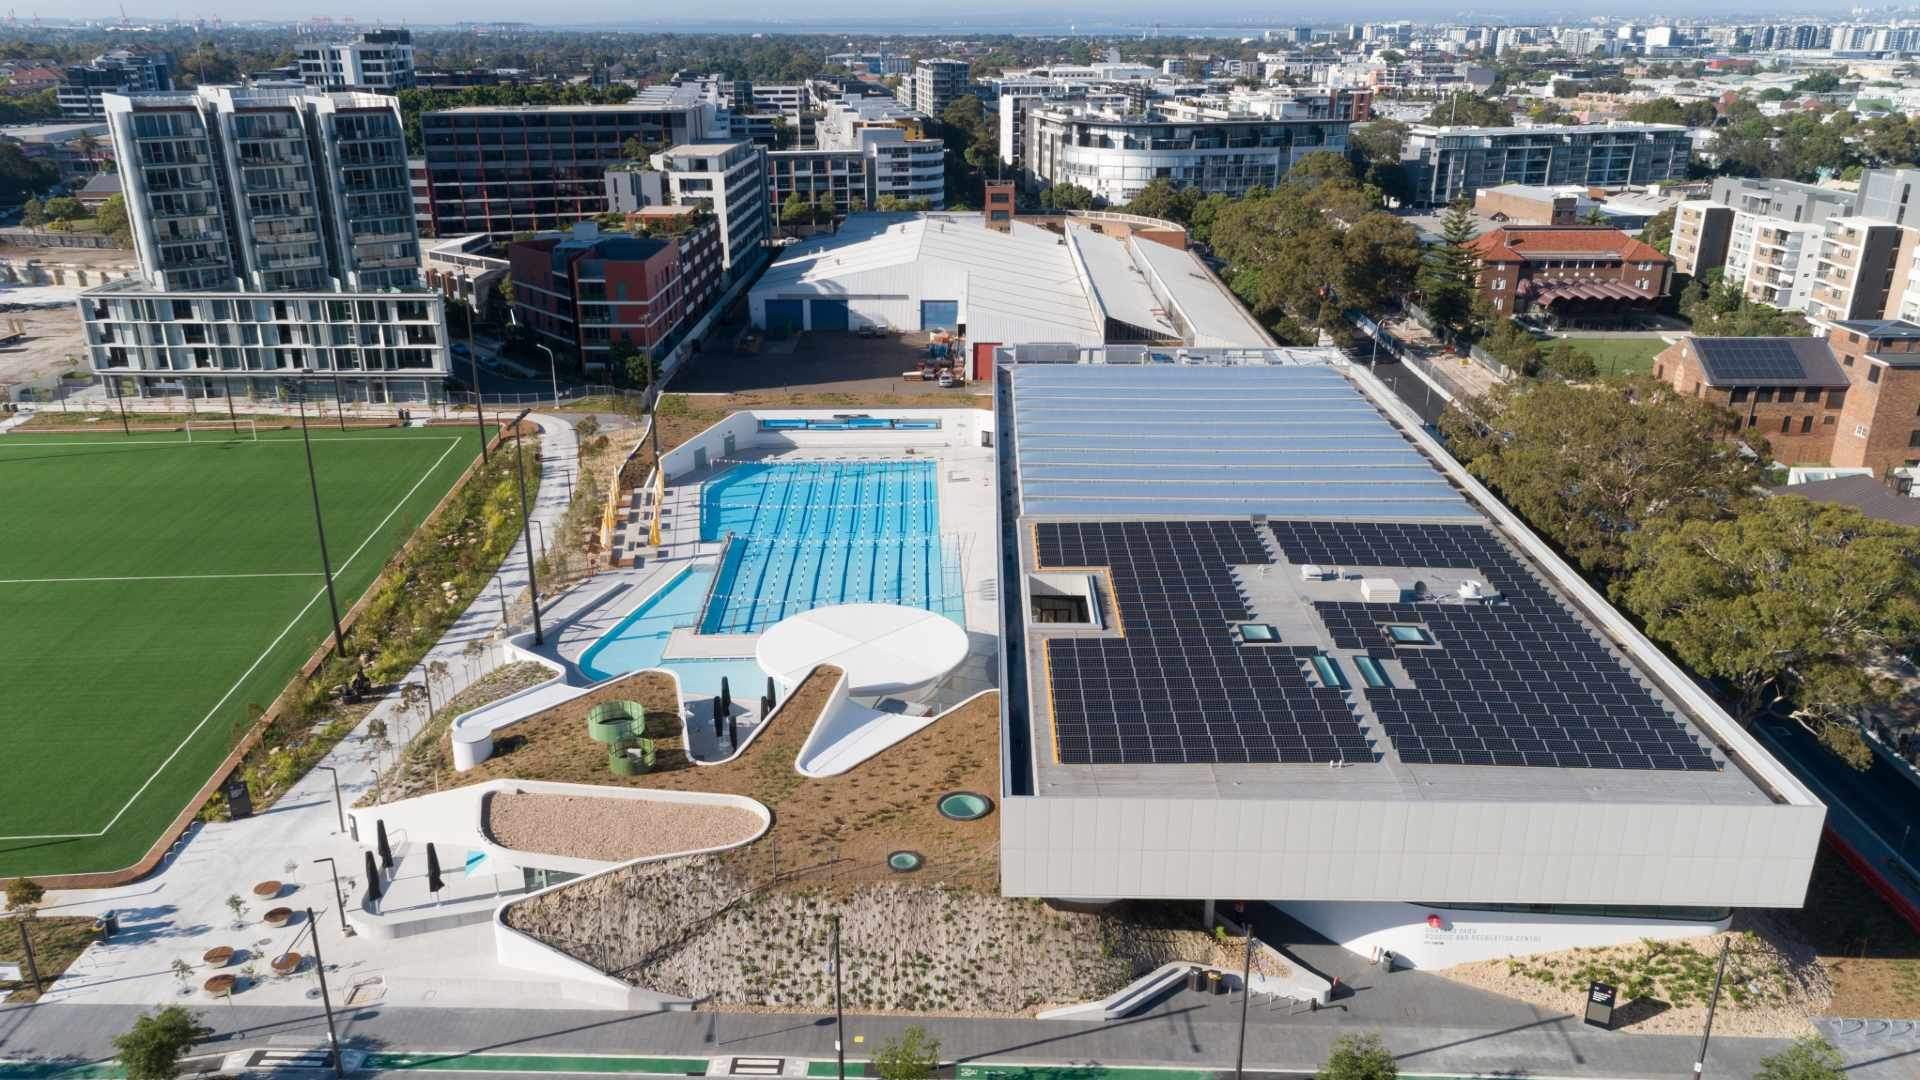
1468;226;1673;326
1655;320;1920;474
508;216;721;372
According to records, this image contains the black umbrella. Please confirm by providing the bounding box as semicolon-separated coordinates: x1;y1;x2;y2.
719;677;732;719
765;676;777;711
727;711;738;748
375;819;393;872
426;842;444;897
363;850;383;906
711;696;723;739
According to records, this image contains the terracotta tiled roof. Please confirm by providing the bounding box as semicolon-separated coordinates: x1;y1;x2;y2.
1466;226;1671;266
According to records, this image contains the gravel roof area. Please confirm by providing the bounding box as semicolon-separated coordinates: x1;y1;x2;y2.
484;790;762;862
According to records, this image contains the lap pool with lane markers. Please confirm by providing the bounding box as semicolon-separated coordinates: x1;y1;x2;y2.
699;459;964;634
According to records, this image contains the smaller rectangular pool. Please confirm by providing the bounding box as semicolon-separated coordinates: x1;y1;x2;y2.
578;566;769;694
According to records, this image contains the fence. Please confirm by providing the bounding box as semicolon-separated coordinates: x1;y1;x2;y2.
1398;299;1516;383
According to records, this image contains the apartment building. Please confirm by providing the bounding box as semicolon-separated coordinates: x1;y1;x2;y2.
1806;218;1914;324
1400;123;1691;207
419;102;716;236
644;141;769;274
1656;323;1920;474
507;219;721;370
904;58;969;118
58;49;172;119
78;86;446;403
1017;89;1363;205
297;30;416;92
766;148;869;221
1467;225;1673;322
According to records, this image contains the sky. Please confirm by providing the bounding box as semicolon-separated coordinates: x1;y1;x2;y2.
55;1;1871;30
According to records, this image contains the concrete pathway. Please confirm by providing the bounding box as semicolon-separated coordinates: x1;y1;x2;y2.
26;414;581;1012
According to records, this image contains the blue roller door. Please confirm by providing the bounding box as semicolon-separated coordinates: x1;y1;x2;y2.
765;299;804;334
810;298;849;331
920;299;959;331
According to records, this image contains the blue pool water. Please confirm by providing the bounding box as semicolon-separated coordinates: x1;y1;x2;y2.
699;460;963;634
579;566;726;681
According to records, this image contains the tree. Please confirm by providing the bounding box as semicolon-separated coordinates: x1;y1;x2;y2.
621;136;656;163
5;877;43;912
1417;199;1478;334
1038;183;1096;210
1754;1035;1847;1080
1625;97;1718;127
1540;340;1597;379
1349;119;1409;168
1123;178;1199;225
1210;177;1418;338
1640;207;1676;254
112;1006;203;1080
871;1025;940;1080
1421;92;1512;127
1317;1032;1397;1080
1621;498;1920;745
780;191;814;226
20;195;44;228
1439;377;1766;580
1581;206;1608;226
1681;269;1811;336
1287;150;1356;185
94;194;131;244
39;196;84;223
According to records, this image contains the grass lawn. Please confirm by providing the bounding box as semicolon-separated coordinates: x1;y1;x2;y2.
0;916;98;1002
0;426;475;878
1554;336;1672;378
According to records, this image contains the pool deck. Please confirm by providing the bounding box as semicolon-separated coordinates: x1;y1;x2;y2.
501;437;1001;767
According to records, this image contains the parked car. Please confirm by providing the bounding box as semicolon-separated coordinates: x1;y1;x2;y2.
856;324;885;339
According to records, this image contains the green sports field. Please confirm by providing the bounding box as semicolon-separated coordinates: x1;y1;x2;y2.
0;424;477;878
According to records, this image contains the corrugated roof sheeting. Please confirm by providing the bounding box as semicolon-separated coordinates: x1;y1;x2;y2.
1011;364;1473;519
1065;222;1177;338
1128;236;1274;348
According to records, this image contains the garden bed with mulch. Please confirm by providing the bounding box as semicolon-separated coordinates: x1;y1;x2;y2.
483;790;763;862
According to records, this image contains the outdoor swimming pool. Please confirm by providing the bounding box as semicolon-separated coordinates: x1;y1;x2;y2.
577;567;771;695
699;459;964;634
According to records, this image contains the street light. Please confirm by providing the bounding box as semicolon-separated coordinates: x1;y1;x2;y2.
533;342;559;409
297;372;347;660
530;519;547;563
458;279;489;463
312;857;351;935
313;765;344;834
510;411;545;645
296;907;346;1079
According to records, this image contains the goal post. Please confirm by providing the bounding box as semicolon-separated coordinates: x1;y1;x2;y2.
183;419;259;443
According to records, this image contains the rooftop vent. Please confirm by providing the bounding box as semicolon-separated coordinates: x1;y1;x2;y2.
1458;579;1499;601
1360;577;1406;603
1301;563;1330;581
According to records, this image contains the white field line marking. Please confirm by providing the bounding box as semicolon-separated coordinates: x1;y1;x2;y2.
0;434;460;449
0;571;322;585
0;436;466;842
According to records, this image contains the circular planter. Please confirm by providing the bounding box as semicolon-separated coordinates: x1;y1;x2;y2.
252;880;283;899
887;851;924;873
270;952;303;976
203;973;237;996
586;700;645;744
607;749;636;777
263;907;293;928
936;791;993;821
202;946;235;968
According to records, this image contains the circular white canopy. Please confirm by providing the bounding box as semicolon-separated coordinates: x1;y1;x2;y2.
755;604;969;696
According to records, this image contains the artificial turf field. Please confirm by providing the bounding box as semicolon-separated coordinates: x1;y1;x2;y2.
0;424;476;878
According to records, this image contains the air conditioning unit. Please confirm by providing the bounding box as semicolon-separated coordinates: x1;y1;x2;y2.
1300;563;1329;581
1360;577;1404;603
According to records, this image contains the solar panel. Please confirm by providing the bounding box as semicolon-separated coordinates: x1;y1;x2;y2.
1695;338;1809;383
1038;520;1377;766
1271;521;1718;773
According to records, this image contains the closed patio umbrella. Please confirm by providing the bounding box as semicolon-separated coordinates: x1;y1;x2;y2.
765;676;777;711
712;696;723;739
426;843;444;897
363;850;382;906
375;819;393;872
719;677;732;719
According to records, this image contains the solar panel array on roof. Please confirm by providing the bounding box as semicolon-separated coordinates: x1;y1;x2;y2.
1691;337;1846;387
1010;364;1473;520
1271;521;1718;773
1037;521;1374;765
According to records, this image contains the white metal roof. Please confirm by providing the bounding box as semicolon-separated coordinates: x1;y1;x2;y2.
1128;238;1275;348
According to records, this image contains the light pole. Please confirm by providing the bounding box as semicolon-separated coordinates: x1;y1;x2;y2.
534;342;559;409
1233;930;1254;1080
459;282;489;463
114;376;130;435
831;913;845;1080
1691;937;1732;1079
510;412;545;645
298;372;347;660
314;765;344;833
312;857;351;935
302;907;346;1080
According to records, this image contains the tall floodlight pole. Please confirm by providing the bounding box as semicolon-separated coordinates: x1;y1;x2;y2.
461;287;489;462
304;908;345;1079
298;372;347;659
534;343;559;408
510;412;544;645
115;377;130;435
1234;930;1254;1080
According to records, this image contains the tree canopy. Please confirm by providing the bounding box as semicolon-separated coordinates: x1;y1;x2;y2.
1209;171;1421;340
1421;93;1512;127
1679;269;1812;336
1317;1033;1397;1080
1416;200;1478;334
1624;97;1719;127
1438;377;1766;580
871;1026;940;1080
1754;1035;1847;1080
1621;498;1920;744
112;1007;203;1080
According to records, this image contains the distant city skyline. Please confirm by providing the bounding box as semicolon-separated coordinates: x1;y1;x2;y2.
24;1;1884;32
